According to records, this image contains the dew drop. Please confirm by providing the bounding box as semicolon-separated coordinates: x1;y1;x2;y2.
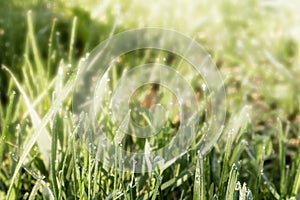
235;181;241;190
201;83;206;91
286;165;290;169
58;66;63;76
133;159;137;165
11;152;17;160
232;163;238;170
157;175;163;181
16;124;20;130
195;176;200;182
153;156;164;163
241;139;248;145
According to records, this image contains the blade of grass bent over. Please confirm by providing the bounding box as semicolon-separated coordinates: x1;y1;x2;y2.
4;65;75;199
2;65;52;165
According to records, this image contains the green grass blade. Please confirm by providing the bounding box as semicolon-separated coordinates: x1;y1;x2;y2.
27;11;43;75
28;180;41;200
225;164;238;200
51;114;59;199
193;152;205;200
5;70;75;199
277;118;286;197
47;18;57;78
0;92;15;166
2;65;51;165
292;124;300;196
151;174;162;200
68;17;78;64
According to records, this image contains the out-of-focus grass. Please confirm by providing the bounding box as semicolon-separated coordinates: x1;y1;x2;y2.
0;0;300;199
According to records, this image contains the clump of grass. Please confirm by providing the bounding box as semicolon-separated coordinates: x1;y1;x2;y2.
0;0;300;199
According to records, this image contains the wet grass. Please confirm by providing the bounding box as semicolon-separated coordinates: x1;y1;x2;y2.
0;0;300;199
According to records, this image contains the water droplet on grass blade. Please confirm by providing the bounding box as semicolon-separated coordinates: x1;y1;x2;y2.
153;156;164;163
235;181;241;190
201;83;206;91
58;66;63;75
195;175;201;182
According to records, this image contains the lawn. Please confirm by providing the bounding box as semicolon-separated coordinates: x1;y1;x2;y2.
0;0;300;199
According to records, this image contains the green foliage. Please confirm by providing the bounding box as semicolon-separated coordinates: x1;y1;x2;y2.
0;0;300;199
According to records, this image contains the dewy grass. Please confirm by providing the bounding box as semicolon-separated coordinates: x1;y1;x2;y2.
0;0;300;199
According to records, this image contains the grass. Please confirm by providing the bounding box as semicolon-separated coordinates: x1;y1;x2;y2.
0;0;300;199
